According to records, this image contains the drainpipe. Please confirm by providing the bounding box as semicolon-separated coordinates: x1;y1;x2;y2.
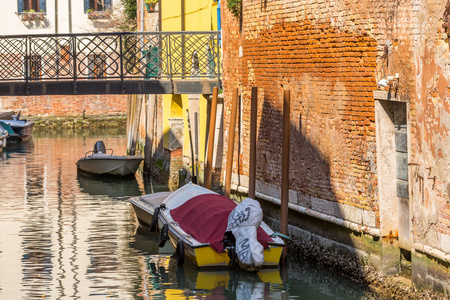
158;0;162;31
55;0;58;33
140;0;144;31
181;0;185;31
68;0;72;33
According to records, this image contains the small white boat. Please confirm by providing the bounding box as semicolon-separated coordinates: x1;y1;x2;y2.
129;183;286;271
76;141;143;177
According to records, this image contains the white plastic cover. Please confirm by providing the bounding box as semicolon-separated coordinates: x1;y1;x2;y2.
226;198;264;272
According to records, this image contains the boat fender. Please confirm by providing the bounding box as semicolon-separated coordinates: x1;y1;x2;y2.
150;207;160;232
159;223;169;247
160;203;166;210
175;240;185;266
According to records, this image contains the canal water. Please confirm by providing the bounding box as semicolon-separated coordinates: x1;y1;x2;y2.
0;128;383;299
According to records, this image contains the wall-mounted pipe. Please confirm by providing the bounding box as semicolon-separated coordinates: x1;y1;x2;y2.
55;0;58;33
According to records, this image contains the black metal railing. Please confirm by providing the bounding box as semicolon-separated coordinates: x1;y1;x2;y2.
0;31;221;83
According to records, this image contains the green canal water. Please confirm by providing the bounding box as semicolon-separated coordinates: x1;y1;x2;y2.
0;129;384;299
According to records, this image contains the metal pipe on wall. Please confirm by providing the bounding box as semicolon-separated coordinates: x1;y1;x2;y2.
55;0;58;33
204;87;219;189
224;88;239;198
248;87;257;199
281;89;290;260
140;0;144;31
68;0;72;33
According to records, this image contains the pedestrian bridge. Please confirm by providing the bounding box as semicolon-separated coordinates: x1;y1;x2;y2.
0;31;221;96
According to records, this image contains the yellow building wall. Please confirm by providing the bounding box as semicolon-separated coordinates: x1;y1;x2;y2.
161;0;219;162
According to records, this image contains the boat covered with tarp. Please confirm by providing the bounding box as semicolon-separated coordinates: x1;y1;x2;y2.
129;183;285;271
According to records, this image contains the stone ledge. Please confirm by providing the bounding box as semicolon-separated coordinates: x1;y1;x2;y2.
232;183;381;237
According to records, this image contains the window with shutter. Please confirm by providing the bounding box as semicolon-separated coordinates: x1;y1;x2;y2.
86;0;113;19
19;0;46;12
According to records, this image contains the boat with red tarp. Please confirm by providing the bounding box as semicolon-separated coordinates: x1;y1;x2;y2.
129;182;285;271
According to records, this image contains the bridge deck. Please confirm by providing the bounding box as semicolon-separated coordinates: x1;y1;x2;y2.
0;31;221;96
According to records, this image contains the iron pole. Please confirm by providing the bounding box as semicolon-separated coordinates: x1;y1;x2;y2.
204;87;218;189
224;88;239;198
248;87;257;199
281;89;290;260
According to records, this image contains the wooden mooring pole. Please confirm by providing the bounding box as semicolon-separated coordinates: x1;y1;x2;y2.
204;87;219;189
248;87;258;199
281;90;290;260
224;88;239;198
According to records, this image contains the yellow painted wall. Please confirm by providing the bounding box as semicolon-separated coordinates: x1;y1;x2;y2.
161;0;219;161
161;0;218;31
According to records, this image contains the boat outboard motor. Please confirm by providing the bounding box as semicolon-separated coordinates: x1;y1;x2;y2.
93;141;106;154
225;198;265;272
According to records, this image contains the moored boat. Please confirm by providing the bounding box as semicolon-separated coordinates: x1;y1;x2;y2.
0;112;34;144
76;141;143;177
129;183;286;271
0;122;8;149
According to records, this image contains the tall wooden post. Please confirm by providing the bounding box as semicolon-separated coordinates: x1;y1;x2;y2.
281;90;290;260
248;87;257;199
224;88;239;198
204;87;218;189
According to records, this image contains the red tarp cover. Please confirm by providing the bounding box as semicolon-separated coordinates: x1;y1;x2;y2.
170;194;273;253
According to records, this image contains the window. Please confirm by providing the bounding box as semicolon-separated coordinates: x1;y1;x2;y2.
84;0;112;12
18;0;46;13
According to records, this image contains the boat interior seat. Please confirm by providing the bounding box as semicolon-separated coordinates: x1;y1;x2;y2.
94;141;106;154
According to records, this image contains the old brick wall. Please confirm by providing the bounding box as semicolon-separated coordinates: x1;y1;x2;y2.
409;0;450;258
222;0;416;226
0;95;127;116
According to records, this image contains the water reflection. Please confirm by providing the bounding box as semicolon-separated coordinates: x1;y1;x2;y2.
0;129;382;299
77;173;142;199
132;229;287;300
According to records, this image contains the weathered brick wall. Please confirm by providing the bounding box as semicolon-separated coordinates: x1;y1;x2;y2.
409;0;450;253
221;0;416;226
0;95;127;116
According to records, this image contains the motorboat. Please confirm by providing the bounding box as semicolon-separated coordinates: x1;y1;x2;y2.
0;110;14;120
76;141;143;177
0;112;34;144
0;121;8;149
129;182;286;271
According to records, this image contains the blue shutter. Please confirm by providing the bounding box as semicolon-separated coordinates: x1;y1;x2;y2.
18;0;23;14
39;0;46;12
105;0;112;10
84;0;89;12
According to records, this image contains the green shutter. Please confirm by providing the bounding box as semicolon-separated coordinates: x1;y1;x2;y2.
144;47;160;78
18;0;24;13
39;0;46;12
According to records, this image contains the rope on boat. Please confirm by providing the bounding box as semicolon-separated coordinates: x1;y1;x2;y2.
271;232;291;241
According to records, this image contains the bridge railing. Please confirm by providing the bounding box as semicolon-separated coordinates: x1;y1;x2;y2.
0;31;221;83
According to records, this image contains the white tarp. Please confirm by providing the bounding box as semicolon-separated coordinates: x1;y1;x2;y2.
226;198;264;271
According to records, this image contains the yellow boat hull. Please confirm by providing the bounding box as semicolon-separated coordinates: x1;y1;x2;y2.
169;232;283;268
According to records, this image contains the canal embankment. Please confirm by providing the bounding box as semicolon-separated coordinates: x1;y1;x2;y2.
28;114;127;130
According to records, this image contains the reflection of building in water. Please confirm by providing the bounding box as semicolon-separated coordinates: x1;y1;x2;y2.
0;134;144;298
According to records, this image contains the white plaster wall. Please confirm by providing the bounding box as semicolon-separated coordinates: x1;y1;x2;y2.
0;1;123;35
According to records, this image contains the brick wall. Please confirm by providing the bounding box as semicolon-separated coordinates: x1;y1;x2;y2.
0;94;127;116
221;0;417;221
222;0;450;287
